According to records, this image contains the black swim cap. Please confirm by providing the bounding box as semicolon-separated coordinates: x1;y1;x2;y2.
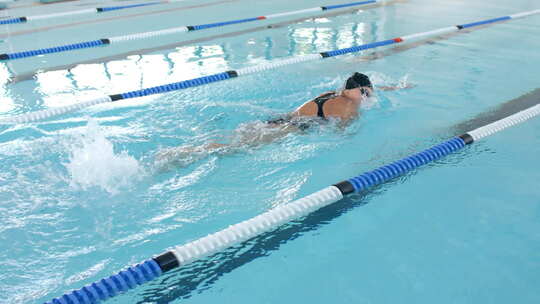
345;72;373;90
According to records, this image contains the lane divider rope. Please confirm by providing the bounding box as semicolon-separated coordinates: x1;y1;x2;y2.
1;9;538;125
0;0;381;61
0;0;187;25
42;102;540;304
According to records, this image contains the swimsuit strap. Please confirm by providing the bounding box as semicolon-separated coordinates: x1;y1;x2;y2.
312;92;337;119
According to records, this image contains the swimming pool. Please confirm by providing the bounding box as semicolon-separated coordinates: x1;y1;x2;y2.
0;0;539;303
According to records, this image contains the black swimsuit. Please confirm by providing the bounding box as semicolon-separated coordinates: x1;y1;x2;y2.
266;92;337;130
312;92;337;119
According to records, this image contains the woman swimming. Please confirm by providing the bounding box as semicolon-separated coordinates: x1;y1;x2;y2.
155;72;408;167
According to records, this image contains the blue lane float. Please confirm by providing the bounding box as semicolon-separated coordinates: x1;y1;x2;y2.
0;17;26;25
457;16;512;29
345;137;466;192
320;39;398;57
96;2;163;12
49;259;162;304
322;0;375;10
188;16;265;31
0;0;380;61
0;39;108;60
42;102;540;304
112;71;237;100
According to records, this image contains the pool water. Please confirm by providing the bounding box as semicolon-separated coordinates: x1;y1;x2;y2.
0;0;539;303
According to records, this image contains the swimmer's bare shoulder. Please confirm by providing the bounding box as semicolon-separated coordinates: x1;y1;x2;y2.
324;96;359;123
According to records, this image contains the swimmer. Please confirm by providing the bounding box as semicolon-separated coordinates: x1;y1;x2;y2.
156;72;411;167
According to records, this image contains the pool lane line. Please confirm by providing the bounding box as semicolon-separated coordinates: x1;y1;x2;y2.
2;9;538;125
0;0;240;40
0;0;188;25
0;0;381;61
41;100;540;304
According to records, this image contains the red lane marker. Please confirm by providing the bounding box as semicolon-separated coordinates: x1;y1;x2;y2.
393;37;403;43
257;16;266;20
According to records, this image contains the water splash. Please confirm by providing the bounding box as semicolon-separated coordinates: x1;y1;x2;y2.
368;71;413;88
397;73;412;89
65;119;142;194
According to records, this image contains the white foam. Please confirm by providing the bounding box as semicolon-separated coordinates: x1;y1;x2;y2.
397;73;412;89
65;119;142;194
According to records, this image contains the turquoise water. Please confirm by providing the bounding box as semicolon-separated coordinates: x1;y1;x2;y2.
1;0;539;303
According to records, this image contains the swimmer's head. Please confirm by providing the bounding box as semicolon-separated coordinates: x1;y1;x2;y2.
345;72;372;90
343;72;373;101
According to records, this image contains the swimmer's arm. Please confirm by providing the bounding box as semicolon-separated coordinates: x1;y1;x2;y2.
376;84;415;91
210;122;296;152
335;110;358;129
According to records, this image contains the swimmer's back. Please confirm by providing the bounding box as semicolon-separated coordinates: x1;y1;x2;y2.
293;92;359;122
